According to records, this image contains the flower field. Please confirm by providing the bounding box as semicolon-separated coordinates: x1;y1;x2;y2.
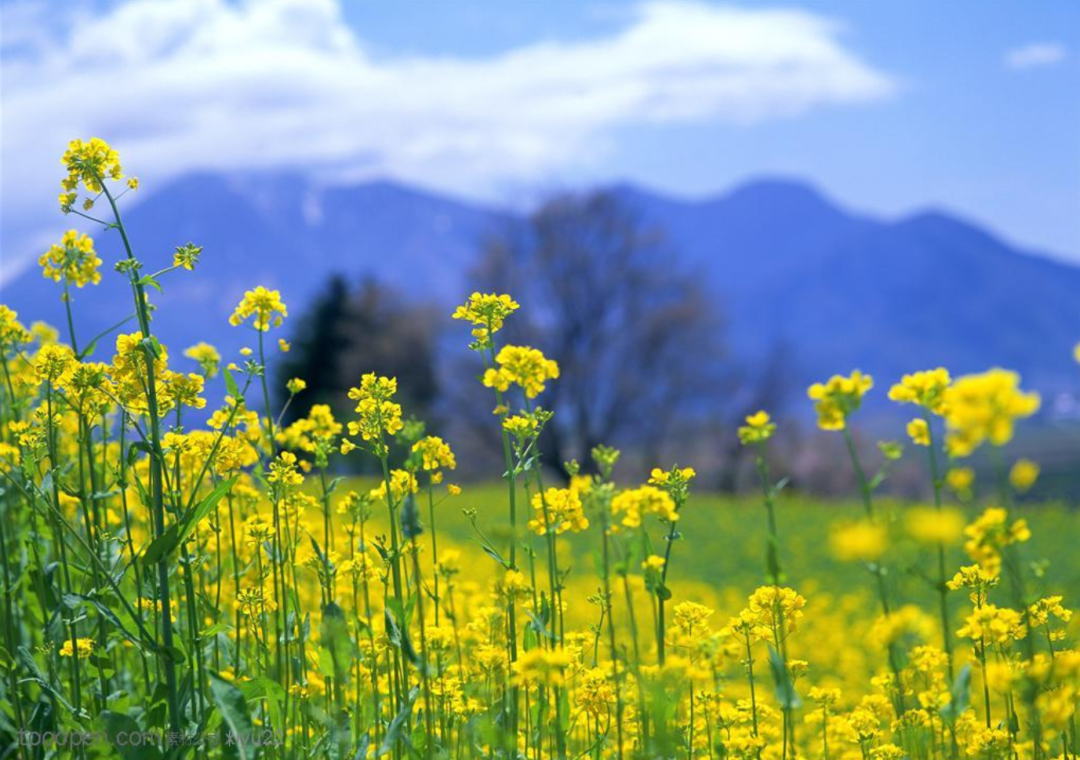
0;139;1078;760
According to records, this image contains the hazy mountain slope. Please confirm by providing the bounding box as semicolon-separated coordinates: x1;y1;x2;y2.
2;173;1076;402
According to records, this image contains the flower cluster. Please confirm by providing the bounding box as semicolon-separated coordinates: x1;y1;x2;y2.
344;373;404;452
942;368;1040;457
39;231;102;288
737;410;776;445
451;292;519;341
482;345;560;399
528;486;589;535
807;370;874;430
59;137;135;210
229;286;288;331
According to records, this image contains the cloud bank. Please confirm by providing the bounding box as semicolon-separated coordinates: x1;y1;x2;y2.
1005;42;1068;70
1;0;895;278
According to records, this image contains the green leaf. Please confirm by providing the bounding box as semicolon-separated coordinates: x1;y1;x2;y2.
224;366;240;400
383;605;421;669
768;645;802;710
320;602;355;681
480;544;508;568
378;687;418;756
353;734;371;760
127;441;153;468
200;622;233;640
101;711;164;760
940;663;971;726
208;672;256;760
141;477;237;566
148;278;163;294
63;593;147;651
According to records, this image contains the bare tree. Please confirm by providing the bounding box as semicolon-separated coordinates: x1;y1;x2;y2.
474;189;724;473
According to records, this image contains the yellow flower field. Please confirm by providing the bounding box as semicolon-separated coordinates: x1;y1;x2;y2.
0;138;1077;760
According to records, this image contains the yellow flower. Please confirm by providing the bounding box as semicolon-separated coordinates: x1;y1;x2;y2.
672;601;714;641
286;377;307;395
528;487;588;535
0;305;30;347
947;564;999;602
346;374;404;448
830;520;887;561
610;485;678;530
647;466;695;504
906;418;930;446
576;667;616;717
452;292;520;337
642;554;666;572
447;484;462;496
183;342;220;378
34;343;77;387
888;368;951;414
502;413;539;439
957;604;1026;645
946;467;975;497
808;686;841;706
904;506;966;544
963;507;1030;576
229;286;288;331
511;647;573;687
871;605;935;648
738;410;776;445
39;231;101;288
59;637;94;658
482;345;559;399
942;369;1039;457
60;137;124;208
1008;459;1039;493
412;436;457;472
807;371;873;430
268;451;304;487
746;586;806;638
278;339;291;352
1028;596;1072;637
370;469;418;503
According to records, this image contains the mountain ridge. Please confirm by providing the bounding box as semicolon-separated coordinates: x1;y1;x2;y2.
3;172;1077;406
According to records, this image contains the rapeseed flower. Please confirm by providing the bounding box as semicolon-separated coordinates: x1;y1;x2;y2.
904;506;965;544
229;286;288;331
942;368;1039;457
610;485;677;530
39;231;101;288
830;520;887;561
888;368;950;414
527;487;588;535
1008;458;1039;493
60;137;126;209
59;638;94;658
451;292;519;341
482;345;559;399
737;410;776;445
807;371;873;430
183;342;220;377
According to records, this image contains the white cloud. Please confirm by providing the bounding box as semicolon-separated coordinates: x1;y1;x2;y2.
0;0;895;279
1005;42;1067;70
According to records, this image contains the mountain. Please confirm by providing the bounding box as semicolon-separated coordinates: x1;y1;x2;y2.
2;173;1078;406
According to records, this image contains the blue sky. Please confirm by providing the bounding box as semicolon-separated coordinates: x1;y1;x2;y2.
2;0;1078;277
